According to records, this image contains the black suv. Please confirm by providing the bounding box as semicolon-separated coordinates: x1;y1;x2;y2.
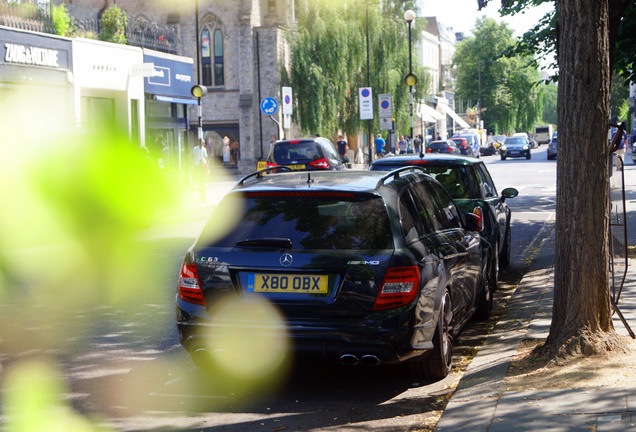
176;167;489;380
371;154;519;294
266;137;345;171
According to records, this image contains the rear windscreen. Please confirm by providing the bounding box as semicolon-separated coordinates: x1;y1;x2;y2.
200;193;393;250
272;143;321;164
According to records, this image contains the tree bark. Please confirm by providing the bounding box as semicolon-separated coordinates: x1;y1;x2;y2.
544;0;626;359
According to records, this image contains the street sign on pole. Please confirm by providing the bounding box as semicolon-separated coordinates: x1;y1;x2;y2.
378;94;392;118
380;117;392;131
359;87;373;120
260;97;279;115
282;86;293;115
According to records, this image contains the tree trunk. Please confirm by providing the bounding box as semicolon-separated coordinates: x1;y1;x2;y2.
544;0;625;358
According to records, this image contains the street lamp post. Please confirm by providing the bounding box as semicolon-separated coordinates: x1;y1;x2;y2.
366;3;372;167
404;10;417;143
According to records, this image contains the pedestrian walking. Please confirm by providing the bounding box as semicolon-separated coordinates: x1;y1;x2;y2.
191;139;209;201
374;133;385;159
413;135;422;154
337;135;349;163
398;135;408;154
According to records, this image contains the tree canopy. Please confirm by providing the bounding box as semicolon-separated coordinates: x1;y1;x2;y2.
453;17;542;134
282;0;430;138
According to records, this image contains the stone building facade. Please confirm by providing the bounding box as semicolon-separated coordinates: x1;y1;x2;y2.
58;0;296;174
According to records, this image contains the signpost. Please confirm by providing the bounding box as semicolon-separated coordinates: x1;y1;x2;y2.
260;97;279;115
378;93;392;131
359;87;373;120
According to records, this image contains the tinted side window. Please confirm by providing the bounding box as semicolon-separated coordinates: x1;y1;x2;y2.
410;182;444;232
319;139;341;162
474;163;498;198
398;190;425;242
426;181;463;229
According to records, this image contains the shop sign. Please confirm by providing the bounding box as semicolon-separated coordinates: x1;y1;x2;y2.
4;43;59;68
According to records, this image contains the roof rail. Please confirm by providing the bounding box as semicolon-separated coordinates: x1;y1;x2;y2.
375;165;427;189
237;166;292;187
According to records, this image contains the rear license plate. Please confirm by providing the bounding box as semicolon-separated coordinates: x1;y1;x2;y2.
288;164;306;170
247;274;328;294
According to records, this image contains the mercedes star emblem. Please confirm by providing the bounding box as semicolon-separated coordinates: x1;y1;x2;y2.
280;253;293;267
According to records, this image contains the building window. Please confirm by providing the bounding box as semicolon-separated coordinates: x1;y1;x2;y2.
200;23;224;87
213;29;224;86
268;0;276;13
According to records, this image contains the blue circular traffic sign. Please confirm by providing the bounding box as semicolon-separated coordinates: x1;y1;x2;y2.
361;88;370;98
261;97;279;115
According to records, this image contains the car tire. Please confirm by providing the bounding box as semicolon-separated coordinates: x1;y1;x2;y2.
526;153;531;160
547;154;554;160
500;224;511;268
501;155;506;161
475;273;493;320
413;290;453;379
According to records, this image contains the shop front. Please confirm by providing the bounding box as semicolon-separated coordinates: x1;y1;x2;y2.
143;50;196;183
0;26;73;132
72;38;145;143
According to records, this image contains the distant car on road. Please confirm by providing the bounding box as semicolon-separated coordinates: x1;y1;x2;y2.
547;131;557;160
176;168;487;380
450;136;470;155
452;133;480;157
513;132;537;149
266;137;345;171
500;136;531;160
428;140;461;154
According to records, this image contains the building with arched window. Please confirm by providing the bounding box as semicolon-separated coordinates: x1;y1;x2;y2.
61;0;297;175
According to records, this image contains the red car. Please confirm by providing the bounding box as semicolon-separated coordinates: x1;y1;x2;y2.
450;137;469;155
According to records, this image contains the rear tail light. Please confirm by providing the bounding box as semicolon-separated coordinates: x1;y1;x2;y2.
471;206;484;232
426;148;432;153
446;147;453;153
309;158;330;169
178;262;206;305
373;266;420;311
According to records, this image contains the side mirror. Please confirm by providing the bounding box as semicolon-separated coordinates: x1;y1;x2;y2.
501;187;519;202
465;212;483;232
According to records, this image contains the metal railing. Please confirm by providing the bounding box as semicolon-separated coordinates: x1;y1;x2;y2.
0;1;54;34
0;1;180;55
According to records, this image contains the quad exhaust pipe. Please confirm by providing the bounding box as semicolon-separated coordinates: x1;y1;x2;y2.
339;354;381;367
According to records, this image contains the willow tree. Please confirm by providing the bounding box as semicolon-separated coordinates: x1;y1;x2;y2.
479;0;632;359
282;0;429;138
454;17;541;134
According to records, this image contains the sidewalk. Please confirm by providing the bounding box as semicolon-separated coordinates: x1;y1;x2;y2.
435;162;636;431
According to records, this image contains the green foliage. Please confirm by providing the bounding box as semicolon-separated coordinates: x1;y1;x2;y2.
615;2;636;83
454;17;542;134
99;5;127;44
540;82;557;125
282;0;430;138
51;4;74;37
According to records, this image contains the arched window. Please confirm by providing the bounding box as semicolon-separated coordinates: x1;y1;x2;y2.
213;29;224;86
199;20;224;87
201;29;212;86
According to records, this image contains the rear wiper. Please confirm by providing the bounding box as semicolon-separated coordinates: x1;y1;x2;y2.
235;238;293;249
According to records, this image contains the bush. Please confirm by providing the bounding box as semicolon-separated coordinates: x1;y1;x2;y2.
51;4;74;37
99;5;127;44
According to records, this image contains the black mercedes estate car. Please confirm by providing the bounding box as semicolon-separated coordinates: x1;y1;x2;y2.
176;167;488;379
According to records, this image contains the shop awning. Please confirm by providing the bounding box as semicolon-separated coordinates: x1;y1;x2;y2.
437;103;470;128
418;103;444;123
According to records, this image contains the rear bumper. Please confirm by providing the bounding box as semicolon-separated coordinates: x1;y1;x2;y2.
176;308;434;365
